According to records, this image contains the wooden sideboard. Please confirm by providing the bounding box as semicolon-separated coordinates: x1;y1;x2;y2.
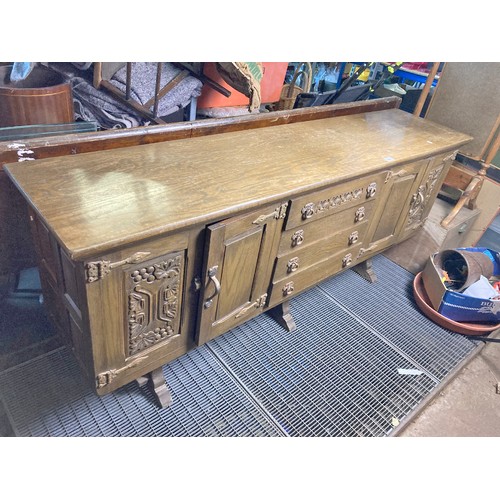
4;108;471;407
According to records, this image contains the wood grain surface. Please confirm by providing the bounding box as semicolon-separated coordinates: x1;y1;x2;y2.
5;109;471;260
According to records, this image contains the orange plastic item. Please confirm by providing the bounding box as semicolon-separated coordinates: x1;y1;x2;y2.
197;62;288;109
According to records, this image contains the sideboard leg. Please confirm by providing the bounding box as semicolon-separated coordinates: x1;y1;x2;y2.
268;300;297;332
354;258;377;283
136;375;149;388
146;367;173;408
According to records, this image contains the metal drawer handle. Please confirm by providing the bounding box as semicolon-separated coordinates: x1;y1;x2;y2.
204;265;221;309
348;231;359;245
354;207;365;222
366;182;377;198
287;257;300;273
301;203;315;220
342;253;353;268
291;229;304;247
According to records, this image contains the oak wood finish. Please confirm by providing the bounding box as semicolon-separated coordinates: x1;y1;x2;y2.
4;108;471;403
196;201;286;345
5;110;470;261
0;98;401;278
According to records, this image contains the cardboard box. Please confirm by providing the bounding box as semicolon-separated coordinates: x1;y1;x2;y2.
421;247;500;323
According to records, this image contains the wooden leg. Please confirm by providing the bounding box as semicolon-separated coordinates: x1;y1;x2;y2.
138;367;172;408
267;300;297;332
354;258;377;283
136;375;149;388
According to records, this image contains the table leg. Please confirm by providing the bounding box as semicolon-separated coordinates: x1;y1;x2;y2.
138;367;173;408
267;300;297;332
354;258;377;283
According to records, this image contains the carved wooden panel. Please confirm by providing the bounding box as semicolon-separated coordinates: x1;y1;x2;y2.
125;251;184;357
285;172;386;230
407;164;445;227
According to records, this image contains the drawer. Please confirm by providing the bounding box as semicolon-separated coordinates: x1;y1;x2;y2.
278;200;375;256
284;171;386;230
273;220;369;282
268;242;363;306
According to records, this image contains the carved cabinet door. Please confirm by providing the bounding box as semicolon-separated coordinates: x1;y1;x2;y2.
196;201;288;345
82;231;197;395
398;151;457;239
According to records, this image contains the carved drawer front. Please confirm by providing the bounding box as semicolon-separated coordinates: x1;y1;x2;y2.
273;221;369;282
284;171;385;230
268;242;363;307
278;200;376;256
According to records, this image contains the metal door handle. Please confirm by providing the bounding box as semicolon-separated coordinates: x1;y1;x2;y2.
204;266;221;309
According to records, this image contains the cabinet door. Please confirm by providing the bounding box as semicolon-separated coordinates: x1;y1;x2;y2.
362;159;430;256
398;150;457;240
80;230;199;395
196;201;288;345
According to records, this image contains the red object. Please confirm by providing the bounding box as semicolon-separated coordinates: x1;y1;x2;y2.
197;62;288;109
402;62;429;72
413;272;500;336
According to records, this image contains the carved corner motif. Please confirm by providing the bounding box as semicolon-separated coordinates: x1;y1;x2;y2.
86;251;152;283
86;260;111;283
128;254;183;356
407;166;444;226
235;294;268;319
96;356;148;389
253;202;289;225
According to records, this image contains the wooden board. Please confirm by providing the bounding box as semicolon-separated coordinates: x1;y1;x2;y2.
4;109;471;261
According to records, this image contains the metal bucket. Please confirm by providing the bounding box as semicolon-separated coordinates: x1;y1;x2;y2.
0;64;74;127
435;249;494;291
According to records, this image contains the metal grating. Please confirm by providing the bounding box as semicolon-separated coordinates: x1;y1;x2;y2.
0;346;282;437
0;255;479;437
209;288;439;437
318;255;479;381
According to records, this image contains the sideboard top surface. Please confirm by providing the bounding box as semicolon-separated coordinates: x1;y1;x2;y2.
5;109;471;259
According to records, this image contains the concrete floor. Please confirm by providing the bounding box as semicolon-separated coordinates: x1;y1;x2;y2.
399;331;500;437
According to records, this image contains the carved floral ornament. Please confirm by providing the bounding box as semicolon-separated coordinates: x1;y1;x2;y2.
300;182;376;220
128;254;183;356
407;166;444;226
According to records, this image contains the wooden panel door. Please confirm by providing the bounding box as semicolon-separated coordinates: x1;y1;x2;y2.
362;159;430;257
196;201;288;345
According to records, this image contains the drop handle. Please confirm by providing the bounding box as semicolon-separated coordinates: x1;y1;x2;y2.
204;265;221;309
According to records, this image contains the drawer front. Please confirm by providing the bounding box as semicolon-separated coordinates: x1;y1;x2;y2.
268;242;363;306
284;172;386;230
273;221;369;282
278;200;375;256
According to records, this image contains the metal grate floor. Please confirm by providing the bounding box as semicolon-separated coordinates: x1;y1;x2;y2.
0;255;480;437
